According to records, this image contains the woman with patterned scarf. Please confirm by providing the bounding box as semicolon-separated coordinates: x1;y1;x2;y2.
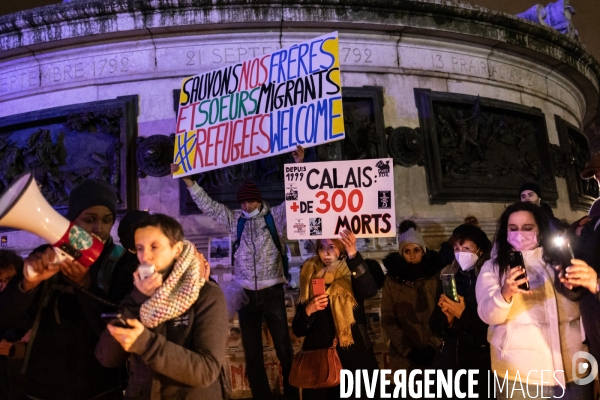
95;214;230;399
292;229;379;399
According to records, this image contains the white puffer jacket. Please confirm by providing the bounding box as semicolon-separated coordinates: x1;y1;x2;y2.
476;247;586;387
188;183;286;291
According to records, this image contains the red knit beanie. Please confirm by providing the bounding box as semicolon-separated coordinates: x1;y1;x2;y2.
236;181;263;203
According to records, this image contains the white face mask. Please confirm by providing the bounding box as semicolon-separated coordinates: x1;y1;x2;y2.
242;208;260;218
455;251;479;271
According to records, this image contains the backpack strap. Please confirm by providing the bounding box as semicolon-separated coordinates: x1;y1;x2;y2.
264;211;290;281
97;244;125;295
232;217;247;262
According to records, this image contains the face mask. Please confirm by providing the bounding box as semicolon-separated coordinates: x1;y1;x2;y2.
507;231;538;251
455;251;479;271
242;208;260;218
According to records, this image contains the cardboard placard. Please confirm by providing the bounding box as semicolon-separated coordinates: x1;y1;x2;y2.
284;158;396;239
173;32;345;176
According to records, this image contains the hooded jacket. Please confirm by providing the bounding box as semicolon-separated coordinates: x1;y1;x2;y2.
476;247;586;387
188;183;286;291
381;251;443;371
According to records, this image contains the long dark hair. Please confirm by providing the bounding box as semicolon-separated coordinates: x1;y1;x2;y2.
493;202;563;282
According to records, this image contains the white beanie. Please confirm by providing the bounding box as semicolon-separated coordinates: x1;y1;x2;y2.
398;228;427;253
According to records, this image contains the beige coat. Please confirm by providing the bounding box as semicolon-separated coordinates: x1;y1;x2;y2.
476;247;587;387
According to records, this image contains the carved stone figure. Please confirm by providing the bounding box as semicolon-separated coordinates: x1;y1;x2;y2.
516;0;579;40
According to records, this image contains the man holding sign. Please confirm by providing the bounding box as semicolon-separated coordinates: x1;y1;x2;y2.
171;145;303;400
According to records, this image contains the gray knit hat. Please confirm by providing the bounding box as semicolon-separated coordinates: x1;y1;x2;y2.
397;228;426;253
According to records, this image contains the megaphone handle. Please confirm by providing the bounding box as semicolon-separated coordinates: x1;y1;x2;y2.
24;247;71;279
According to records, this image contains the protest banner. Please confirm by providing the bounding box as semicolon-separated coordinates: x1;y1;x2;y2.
284;158;396;240
173;32;345;177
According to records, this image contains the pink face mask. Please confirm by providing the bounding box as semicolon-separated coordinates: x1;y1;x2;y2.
507;231;539;251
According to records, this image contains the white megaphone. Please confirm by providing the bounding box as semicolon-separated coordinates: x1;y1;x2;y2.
0;172;104;279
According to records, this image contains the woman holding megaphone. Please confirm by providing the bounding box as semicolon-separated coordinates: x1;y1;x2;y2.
0;177;139;400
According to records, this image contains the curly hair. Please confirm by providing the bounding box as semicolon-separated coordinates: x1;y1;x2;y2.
493;202;564;283
0;249;24;273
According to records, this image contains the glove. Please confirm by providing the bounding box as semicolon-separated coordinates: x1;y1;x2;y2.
406;345;437;367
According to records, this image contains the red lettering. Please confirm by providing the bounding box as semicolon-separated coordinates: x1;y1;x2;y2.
348;189;363;212
331;190;346;212
204;125;217;167
238;60;251;92
315;191;330;213
195;128;207;168
240;116;253;159
176;104;192;133
214;123;227;166
230;119;243;162
257;114;270;154
222;121;233;164
249;59;260;89
259;55;270;86
249;114;262;157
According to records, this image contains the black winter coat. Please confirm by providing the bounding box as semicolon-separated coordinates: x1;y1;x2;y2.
0;238;138;400
574;215;600;363
429;259;491;399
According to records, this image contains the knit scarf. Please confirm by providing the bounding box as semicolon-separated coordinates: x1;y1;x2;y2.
299;256;357;348
140;240;206;328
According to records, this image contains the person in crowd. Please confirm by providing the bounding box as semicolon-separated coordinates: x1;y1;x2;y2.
580;151;600;183
118;210;151;254
439;215;481;266
95;213;229;399
519;182;563;230
292;230;379;399
0;250;29;400
170;146;304;400
364;258;386;290
569;196;600;365
476;201;590;400
0;179;139;399
381;227;443;373
429;224;492;399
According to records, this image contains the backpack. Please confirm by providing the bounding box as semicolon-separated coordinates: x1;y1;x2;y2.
232;211;290;281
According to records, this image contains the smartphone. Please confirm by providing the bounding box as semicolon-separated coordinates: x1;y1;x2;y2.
509;251;530;291
138;263;155;280
441;274;459;302
100;313;132;329
312;278;325;296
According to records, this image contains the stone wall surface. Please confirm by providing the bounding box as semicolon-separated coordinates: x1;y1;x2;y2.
0;0;599;260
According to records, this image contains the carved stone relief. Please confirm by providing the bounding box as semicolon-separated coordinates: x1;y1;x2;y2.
0;96;138;216
555;115;599;211
414;89;557;204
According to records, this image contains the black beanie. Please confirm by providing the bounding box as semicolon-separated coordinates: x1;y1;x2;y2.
236;181;263;203
451;224;491;252
117;210;150;250
519;182;542;198
66;179;117;221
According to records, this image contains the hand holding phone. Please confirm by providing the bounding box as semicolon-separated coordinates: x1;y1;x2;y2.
509;251;530;291
441;274;459;302
312;278;325;296
101;313;132;329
